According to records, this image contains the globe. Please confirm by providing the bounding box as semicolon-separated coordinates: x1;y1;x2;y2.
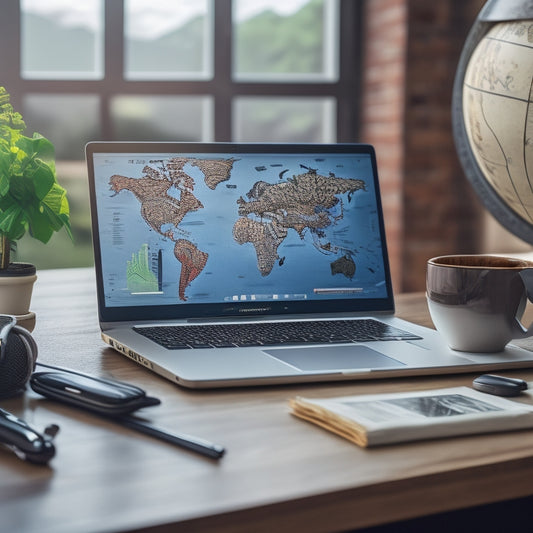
452;0;533;243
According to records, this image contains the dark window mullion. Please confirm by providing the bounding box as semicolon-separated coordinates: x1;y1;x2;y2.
101;0;125;139
213;0;233;141
2;0;23;110
337;0;362;142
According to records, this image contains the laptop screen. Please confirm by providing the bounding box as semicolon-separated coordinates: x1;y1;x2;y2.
86;143;394;321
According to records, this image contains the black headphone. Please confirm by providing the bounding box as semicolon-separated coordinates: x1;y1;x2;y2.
0;315;38;399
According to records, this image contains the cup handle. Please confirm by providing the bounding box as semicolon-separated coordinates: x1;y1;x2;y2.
515;268;533;337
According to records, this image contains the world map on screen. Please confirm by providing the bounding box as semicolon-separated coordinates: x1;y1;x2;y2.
96;152;386;306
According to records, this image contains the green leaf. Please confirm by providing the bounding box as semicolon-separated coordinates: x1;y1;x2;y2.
0;88;26;144
27;204;54;244
17;133;55;166
0;204;27;242
31;133;55;164
42;182;70;217
20;184;71;244
0;144;13;197
28;159;56;200
0;87;9;106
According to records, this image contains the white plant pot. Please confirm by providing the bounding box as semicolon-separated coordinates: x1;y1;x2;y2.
0;263;37;330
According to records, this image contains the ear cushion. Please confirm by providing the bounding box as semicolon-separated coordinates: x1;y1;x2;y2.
0;326;38;399
13;325;38;368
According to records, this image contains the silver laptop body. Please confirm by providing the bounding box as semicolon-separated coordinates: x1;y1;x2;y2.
86;142;533;388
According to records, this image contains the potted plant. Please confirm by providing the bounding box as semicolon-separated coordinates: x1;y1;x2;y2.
0;87;71;327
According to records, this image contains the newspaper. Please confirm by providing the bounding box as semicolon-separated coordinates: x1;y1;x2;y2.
289;386;533;447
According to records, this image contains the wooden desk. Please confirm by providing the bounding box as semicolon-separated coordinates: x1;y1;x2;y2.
2;268;533;533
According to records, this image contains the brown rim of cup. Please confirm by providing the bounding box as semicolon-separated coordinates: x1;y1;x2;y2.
427;255;533;269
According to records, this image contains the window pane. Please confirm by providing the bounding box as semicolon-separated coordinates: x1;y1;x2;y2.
233;0;338;81
21;0;103;79
111;96;213;141
233;97;336;142
124;0;212;80
23;95;100;160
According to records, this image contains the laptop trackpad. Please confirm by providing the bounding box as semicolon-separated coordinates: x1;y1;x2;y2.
263;345;405;372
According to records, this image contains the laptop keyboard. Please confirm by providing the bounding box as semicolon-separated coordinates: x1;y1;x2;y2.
133;319;422;350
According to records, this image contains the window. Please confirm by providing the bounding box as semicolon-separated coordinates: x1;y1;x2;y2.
110;95;213;141
124;0;212;80
233;97;336;142
21;0;104;79
233;0;339;81
2;0;361;268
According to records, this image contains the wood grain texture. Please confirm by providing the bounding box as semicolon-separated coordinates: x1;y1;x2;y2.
2;268;533;533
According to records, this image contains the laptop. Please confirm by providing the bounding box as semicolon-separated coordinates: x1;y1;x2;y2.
85;142;533;388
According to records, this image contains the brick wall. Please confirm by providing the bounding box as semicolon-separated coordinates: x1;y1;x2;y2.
359;0;407;292
359;0;486;292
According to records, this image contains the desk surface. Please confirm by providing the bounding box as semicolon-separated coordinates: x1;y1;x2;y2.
3;268;533;533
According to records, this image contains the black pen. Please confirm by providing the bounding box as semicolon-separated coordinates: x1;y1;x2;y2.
117;416;226;459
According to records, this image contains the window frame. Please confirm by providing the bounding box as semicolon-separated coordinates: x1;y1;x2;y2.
1;0;362;143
